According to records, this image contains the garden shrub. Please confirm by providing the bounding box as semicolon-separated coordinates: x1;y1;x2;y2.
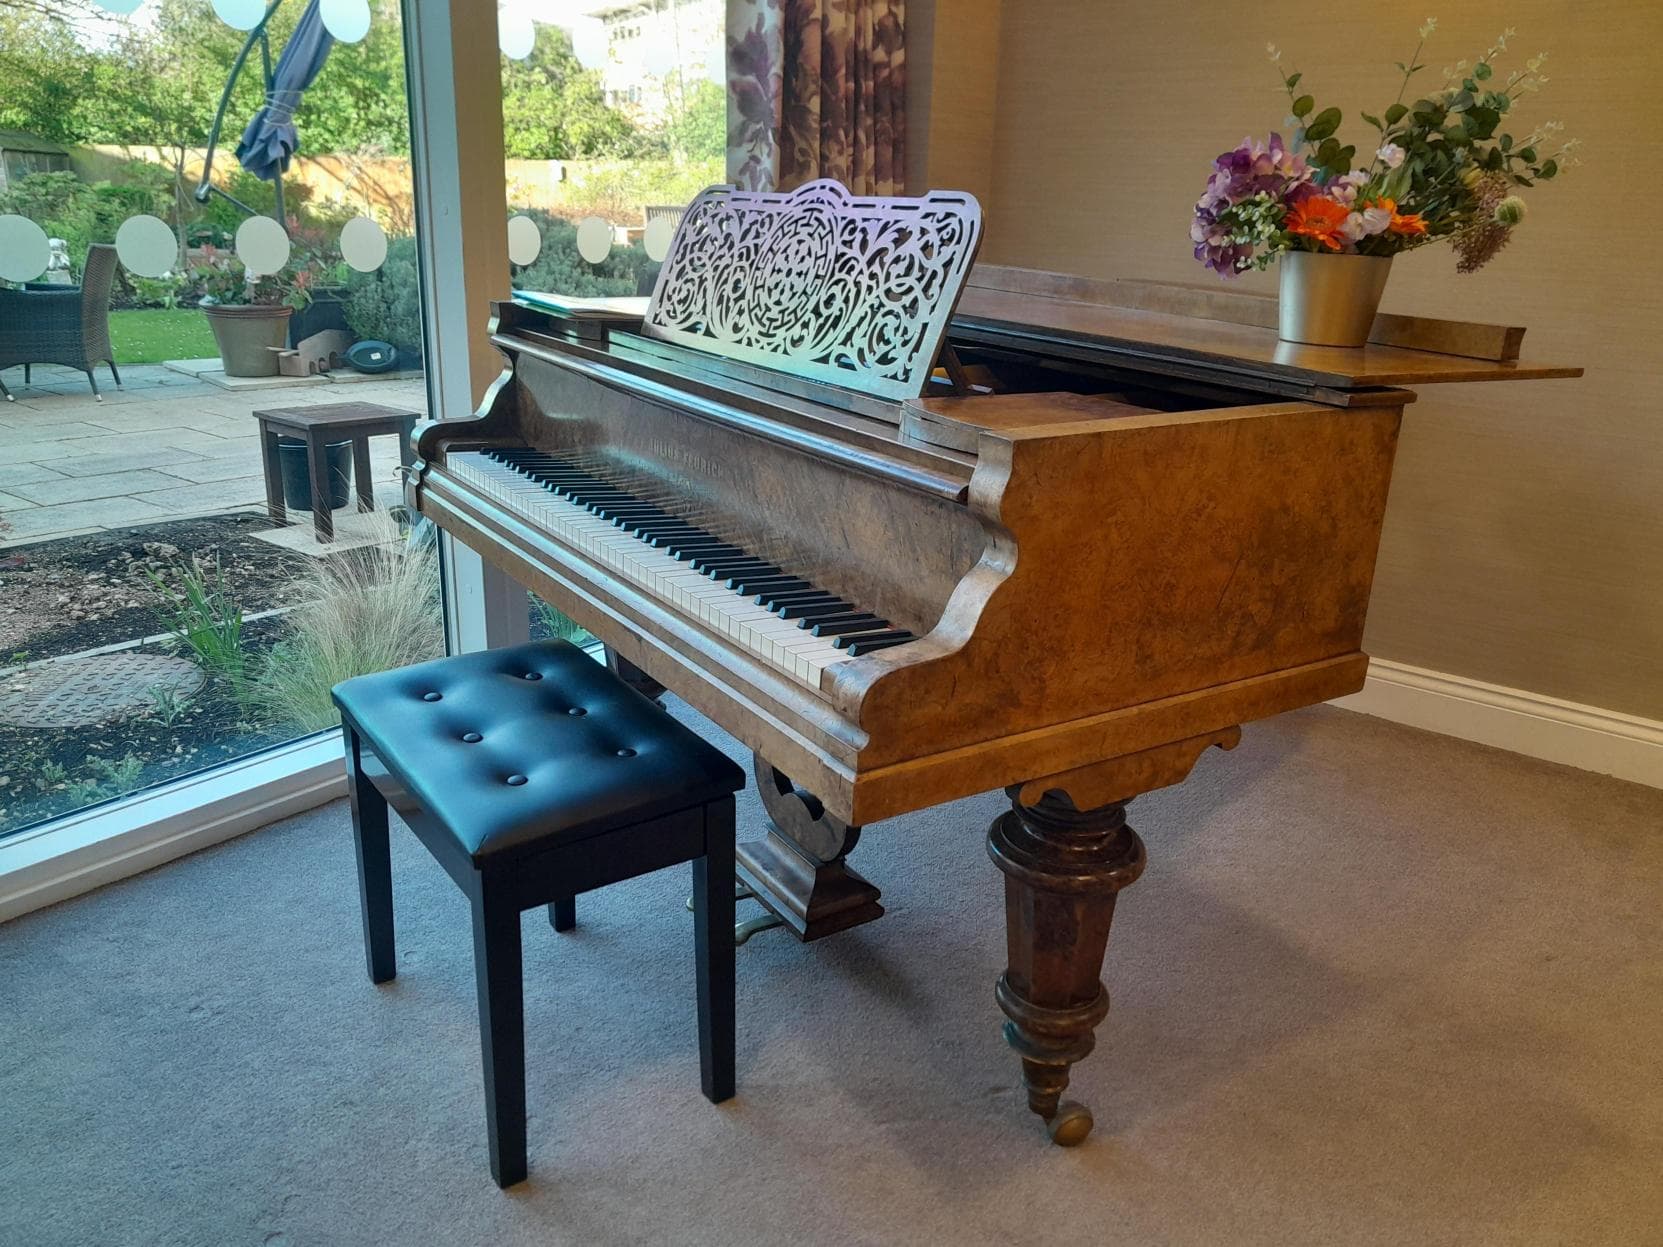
511;210;658;297
343;234;422;355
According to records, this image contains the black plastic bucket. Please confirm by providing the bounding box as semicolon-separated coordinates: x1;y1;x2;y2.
277;437;354;511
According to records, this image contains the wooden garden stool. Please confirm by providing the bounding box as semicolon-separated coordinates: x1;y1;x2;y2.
333;639;746;1188
252;401;419;543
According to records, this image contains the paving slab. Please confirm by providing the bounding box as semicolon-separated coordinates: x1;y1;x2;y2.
0;495;171;539
0;490;39;511
149;455;269;485
9;469;192;507
49;449;209;478
131;479;267;515
0;462;68;488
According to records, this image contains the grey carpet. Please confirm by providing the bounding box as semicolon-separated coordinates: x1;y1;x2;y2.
2;702;1659;1247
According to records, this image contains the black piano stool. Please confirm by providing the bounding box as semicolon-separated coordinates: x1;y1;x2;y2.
332;639;747;1188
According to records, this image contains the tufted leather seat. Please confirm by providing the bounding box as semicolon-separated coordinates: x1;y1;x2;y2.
333;641;743;863
332;639;745;1188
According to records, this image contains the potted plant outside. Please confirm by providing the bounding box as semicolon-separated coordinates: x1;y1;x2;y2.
1191;22;1575;346
190;247;308;377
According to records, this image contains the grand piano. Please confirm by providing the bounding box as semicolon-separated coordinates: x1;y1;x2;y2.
406;180;1581;1146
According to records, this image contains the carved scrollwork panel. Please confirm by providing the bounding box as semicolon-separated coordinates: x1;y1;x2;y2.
642;179;984;400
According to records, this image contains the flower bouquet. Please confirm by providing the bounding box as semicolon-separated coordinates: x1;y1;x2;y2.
1191;22;1576;346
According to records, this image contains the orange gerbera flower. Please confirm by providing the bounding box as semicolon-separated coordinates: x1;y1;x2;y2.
1388;206;1428;236
1285;196;1350;251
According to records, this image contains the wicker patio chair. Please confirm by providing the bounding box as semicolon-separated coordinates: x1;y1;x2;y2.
0;243;123;402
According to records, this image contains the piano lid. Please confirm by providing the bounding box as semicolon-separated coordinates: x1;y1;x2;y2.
640;179;984;401
954;265;1583;392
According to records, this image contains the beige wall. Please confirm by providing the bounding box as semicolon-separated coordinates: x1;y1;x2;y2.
925;0;1662;718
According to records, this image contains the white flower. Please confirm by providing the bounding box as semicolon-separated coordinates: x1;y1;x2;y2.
1419;17;1438;38
1377;143;1406;169
1340;212;1368;243
1360;202;1394;235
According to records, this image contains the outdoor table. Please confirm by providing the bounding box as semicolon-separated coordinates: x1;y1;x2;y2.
252;402;418;544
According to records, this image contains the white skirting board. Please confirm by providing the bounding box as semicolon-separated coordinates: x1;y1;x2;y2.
1332;658;1663;790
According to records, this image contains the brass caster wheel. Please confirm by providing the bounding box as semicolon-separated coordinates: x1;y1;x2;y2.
1044;1101;1094;1147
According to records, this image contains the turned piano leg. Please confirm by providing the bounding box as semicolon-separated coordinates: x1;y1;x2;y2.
734;753;884;941
987;786;1147;1146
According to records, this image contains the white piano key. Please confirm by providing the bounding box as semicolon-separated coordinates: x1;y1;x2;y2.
451;454;859;691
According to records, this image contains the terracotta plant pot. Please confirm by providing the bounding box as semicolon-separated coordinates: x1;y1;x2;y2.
202;303;293;377
1277;251;1393;348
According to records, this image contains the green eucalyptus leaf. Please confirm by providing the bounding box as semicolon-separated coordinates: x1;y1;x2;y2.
1361;111;1382;129
1474;61;1492;80
1293;94;1314;118
1385;103;1408;125
1286;71;1302;88
1304;106;1341;142
1539;159;1558;179
1518;146;1537;162
1499;133;1512;150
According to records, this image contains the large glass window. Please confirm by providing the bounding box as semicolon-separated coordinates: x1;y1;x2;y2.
494;1;724;642
498;0;722;302
0;0;439;838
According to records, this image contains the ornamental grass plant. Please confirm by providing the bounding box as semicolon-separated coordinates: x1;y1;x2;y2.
256;515;443;733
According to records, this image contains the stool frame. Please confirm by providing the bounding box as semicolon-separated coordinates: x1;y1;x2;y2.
342;719;736;1188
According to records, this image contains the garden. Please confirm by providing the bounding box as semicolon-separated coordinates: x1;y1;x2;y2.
0;502;590;837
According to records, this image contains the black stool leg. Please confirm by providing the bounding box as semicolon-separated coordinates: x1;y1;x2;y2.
693;796;736;1103
471;876;527;1188
345;726;395;984
548;897;576;932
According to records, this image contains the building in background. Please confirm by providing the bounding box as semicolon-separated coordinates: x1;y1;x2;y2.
584;0;722;119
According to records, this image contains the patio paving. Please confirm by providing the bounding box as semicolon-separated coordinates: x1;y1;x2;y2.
0;364;428;548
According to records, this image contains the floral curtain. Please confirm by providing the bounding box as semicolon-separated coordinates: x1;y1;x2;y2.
727;0;906;196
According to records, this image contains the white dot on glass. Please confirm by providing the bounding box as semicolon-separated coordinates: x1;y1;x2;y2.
340;216;388;272
499;10;536;61
575;216;612;265
642;215;676;263
94;0;144;14
0;214;51;284
235;215;291;277
569;17;607;70
211;0;266;32
506;214;542;267
320;0;371;43
114;215;179;279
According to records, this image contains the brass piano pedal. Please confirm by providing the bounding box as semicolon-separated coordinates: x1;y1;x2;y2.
685;882;786;946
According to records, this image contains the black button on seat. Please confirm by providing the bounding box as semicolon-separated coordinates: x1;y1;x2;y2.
332;639;745;864
523;672;541;681
462;731;483;743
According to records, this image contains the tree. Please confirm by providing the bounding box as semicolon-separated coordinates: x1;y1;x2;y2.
0;10;95;144
500;23;634;160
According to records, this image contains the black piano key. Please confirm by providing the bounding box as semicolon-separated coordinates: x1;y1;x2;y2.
758;588;829;609
730;574;807;593
776;598;854;621
839;631;916;655
696;557;776;577
806;613;887;636
666;539;734;558
695;559;773;578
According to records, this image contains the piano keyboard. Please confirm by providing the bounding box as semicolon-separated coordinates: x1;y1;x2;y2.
446;448;919;691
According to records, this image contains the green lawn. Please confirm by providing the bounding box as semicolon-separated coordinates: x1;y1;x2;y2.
109;308;219;365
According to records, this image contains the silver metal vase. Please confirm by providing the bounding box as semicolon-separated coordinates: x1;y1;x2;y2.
1277;251;1393;347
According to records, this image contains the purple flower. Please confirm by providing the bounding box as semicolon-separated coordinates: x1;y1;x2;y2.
1191;134;1317;277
